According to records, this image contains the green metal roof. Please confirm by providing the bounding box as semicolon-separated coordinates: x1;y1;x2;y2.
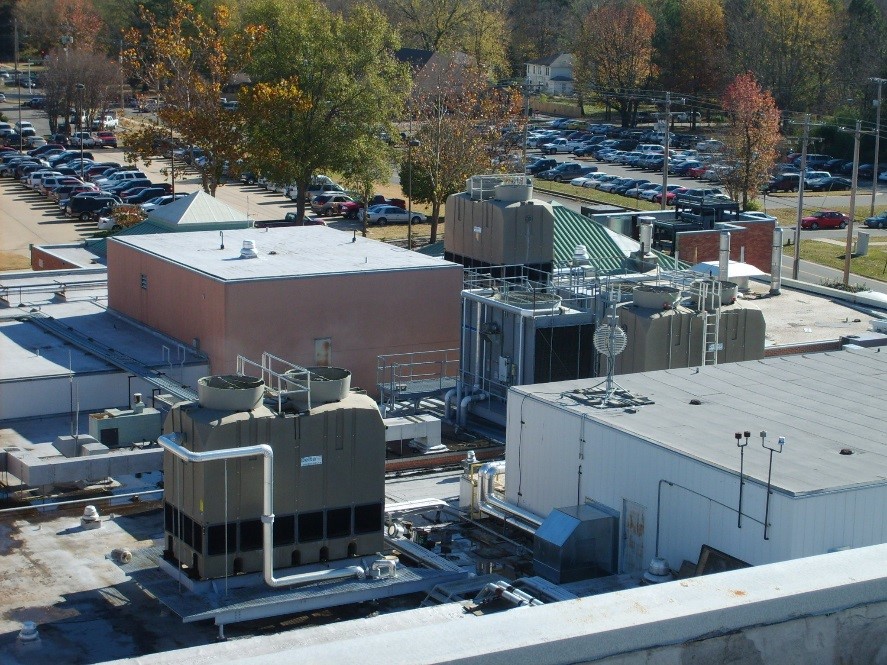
89;221;170;257
551;205;630;273
551;205;689;273
415;240;445;257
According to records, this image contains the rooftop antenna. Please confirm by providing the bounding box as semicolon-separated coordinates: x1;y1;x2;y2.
219;231;225;250
762;431;785;540
735;431;750;528
589;290;628;406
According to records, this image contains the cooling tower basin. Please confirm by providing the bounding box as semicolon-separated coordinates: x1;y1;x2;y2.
493;289;562;313
283;367;352;406
632;285;680;310
197;375;265;411
691;280;739;310
307;366;352;403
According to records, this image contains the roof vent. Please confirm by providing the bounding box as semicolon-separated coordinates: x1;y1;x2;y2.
572;245;590;266
240;239;258;259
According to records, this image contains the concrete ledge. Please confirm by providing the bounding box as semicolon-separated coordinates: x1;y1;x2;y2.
105;544;887;665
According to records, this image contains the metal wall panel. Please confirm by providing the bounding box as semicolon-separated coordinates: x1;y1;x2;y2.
504;388;885;574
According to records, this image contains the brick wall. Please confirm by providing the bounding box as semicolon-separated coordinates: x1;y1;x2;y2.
31;247;80;271
676;220;775;272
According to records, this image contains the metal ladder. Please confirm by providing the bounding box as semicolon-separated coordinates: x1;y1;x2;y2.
697;280;722;366
24;311;200;401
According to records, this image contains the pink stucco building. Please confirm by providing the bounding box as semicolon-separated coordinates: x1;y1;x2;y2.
106;227;462;395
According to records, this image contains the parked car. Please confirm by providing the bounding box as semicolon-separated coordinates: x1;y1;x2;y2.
863;211;887;229
526;158;558;175
310;193;354;215
362;205;426;226
807;176;852;192
95;131;118;148
763;173;800;193
140;193;189;211
66;194;121;219
539;162;589;182
801;210;849;230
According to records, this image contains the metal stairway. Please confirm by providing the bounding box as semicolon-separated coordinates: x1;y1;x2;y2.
24;311;200;402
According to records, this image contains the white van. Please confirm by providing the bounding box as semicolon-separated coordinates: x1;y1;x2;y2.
637;143;664;154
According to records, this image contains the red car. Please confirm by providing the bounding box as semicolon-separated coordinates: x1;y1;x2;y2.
687;165;709;178
653;186;687;204
340;195;406;220
95;131;118;148
800;211;849;230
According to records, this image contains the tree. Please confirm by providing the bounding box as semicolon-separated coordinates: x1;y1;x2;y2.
837;0;887;120
339;136;396;238
14;0;104;56
719;73;781;208
382;0;510;78
240;0;409;223
122;0;262;195
575;1;656;127
400;64;522;243
656;0;726;127
40;48;122;134
758;0;836;113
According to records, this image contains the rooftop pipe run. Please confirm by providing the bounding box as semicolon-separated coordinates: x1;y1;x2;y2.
159;433;365;588
478;461;543;534
459;386;487;427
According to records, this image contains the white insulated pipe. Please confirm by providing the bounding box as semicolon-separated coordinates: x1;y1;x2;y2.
719;230;730;281
158;433;365;588
770;226;783;295
477;461;543;534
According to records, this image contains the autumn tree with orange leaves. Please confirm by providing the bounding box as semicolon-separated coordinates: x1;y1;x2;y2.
720;73;782;208
575;1;656;127
14;0;104;56
122;0;263;195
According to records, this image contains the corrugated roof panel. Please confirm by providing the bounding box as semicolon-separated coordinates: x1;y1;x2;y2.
552;205;689;272
551;205;628;273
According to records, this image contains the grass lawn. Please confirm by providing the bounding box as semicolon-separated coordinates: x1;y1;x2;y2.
0;251;31;272
533;180;661;211
784;239;887;285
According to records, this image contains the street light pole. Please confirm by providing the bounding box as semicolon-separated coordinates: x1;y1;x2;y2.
75;83;85;181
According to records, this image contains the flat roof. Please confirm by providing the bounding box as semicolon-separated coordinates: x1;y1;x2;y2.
511;347;887;495
110;227;460;282
0;275;205;384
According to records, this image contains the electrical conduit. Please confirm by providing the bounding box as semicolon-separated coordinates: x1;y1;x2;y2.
158;433;365;588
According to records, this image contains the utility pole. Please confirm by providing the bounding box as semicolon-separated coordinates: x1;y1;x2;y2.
870;78;885;217
840;120;874;287
661;92;671;210
789;115;823;280
14;18;23;153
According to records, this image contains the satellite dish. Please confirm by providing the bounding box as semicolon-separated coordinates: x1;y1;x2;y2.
593;324;627;357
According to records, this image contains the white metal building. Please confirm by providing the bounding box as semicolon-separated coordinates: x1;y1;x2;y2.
504;347;887;574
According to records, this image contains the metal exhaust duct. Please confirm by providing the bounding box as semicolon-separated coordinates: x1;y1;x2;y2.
770;226;783;295
719;230;730;281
